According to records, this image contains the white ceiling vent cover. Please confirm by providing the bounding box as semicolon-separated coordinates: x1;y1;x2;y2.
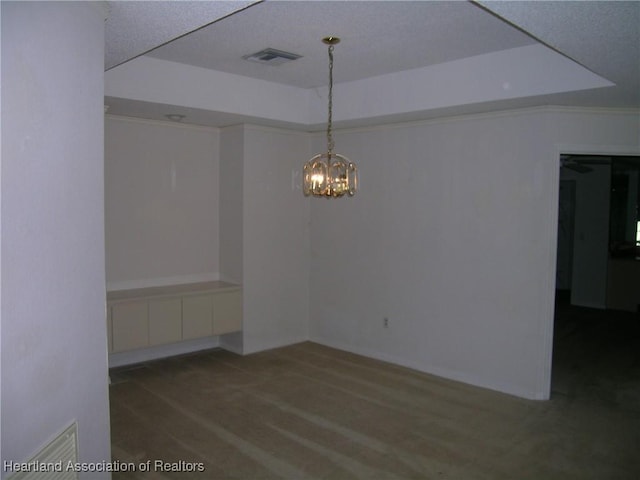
243;48;302;66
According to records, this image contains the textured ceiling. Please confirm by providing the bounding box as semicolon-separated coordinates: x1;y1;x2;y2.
144;1;536;88
477;0;640;108
105;0;258;70
105;0;640;128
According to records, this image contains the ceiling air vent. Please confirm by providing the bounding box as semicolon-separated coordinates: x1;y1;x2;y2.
243;48;302;66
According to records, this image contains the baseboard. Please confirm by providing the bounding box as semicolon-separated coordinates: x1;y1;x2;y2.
241;336;310;356
570;300;607;310
310;336;545;400
109;337;220;367
219;331;243;354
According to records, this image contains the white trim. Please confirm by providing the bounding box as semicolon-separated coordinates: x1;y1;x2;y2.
539;147;563;401
107;106;639;138
314;106;640;137
310;337;545;400
242;123;309;135
241;336;310;356
105;113;221;132
219;336;244;355
555;143;640;157
543;144;640;400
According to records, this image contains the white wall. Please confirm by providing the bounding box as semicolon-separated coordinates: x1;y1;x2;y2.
105;56;310;127
309;107;639;399
241;126;311;353
313;44;612;126
219;125;244;285
550;109;640;309
218;125;245;353
103;103;637;400
1;2;111;476
105;117;220;290
104;121;312;357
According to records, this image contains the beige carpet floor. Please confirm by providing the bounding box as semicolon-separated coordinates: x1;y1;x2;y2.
110;331;639;479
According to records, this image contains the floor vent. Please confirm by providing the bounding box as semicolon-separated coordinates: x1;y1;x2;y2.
9;423;78;480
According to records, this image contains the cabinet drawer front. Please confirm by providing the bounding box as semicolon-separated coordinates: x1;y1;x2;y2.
149;298;182;346
111;302;148;352
182;294;213;340
213;291;242;335
107;283;242;357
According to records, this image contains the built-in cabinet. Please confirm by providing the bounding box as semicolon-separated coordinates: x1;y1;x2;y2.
107;281;242;353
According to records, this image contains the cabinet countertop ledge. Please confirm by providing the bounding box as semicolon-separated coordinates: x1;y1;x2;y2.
107;281;241;302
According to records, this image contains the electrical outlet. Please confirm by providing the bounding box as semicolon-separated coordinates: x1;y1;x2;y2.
383;317;389;328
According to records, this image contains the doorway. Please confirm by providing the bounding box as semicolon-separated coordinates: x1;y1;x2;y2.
552;154;640;402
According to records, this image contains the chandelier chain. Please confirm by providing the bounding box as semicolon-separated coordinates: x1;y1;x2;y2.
327;45;334;153
302;37;357;198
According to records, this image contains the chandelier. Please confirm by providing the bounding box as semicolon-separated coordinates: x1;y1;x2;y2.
303;37;358;198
